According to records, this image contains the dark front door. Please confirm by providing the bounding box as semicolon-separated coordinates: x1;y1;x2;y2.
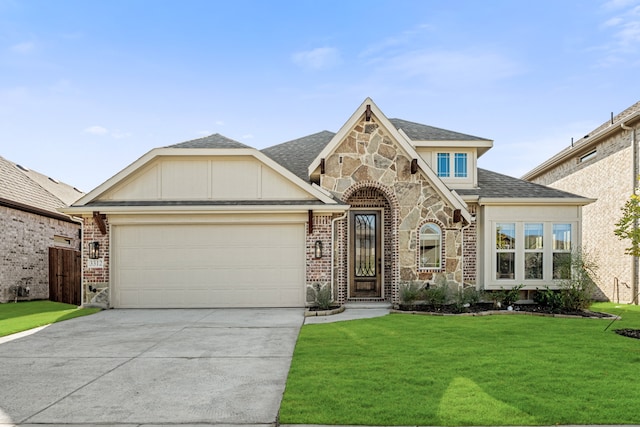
350;211;382;298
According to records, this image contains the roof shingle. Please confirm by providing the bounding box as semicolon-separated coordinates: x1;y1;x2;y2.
168;133;251;149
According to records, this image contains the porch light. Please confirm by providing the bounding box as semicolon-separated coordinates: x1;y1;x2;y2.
89;241;100;259
314;240;323;259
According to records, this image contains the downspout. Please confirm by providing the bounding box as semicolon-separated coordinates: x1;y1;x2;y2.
331;212;348;302
621;122;638;304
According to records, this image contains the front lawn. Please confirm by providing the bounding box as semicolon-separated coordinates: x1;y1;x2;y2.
280;302;640;426
0;300;101;337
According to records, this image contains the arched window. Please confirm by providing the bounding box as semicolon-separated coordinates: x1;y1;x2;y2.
419;223;441;269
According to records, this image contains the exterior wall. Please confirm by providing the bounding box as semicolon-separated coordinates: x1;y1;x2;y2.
305;213;333;303
481;204;582;290
463;203;478;284
529;127;636;302
81;214;110;305
320;116;464;303
0;206;80;302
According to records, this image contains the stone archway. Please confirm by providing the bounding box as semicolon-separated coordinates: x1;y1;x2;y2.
340;182;399;302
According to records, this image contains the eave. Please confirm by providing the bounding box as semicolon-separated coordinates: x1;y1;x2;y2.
522;109;640;181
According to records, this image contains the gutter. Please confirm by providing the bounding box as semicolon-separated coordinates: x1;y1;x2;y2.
1;197;79;224
522;109;640;181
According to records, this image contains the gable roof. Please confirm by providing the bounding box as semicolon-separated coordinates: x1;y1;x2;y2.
388;118;489;141
262;131;335;181
456;168;593;204
304;98;471;222
168;133;251;149
0;155;83;220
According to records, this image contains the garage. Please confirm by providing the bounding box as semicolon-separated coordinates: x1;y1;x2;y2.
112;223;305;308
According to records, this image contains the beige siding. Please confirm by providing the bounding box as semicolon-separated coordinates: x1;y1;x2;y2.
102;156;314;201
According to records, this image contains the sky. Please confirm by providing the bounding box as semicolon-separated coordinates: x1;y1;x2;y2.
1;0;639;193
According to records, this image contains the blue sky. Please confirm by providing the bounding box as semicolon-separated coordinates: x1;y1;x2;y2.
1;0;639;192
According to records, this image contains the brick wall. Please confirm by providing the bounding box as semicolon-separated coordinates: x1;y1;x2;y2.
529;125;637;302
0;206;80;302
306;213;333;303
81;213;110;303
463;203;478;284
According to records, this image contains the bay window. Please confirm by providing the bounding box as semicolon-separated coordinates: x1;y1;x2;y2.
493;222;575;284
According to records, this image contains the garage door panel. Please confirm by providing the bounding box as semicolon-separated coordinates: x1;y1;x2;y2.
113;223;305;308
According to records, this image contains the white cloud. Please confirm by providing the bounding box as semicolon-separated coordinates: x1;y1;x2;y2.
378;49;522;86
292;47;341;70
10;41;35;54
84;126;108;135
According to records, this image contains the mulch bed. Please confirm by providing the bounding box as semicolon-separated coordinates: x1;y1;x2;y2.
614;328;640;340
396;302;615;318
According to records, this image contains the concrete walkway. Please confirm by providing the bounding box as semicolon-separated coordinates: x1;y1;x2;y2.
304;303;391;324
0;308;303;426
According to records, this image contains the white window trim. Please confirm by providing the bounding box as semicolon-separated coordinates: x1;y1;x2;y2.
489;221;576;288
418;222;443;271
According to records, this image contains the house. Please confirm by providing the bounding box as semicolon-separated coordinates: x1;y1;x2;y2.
62;98;592;308
523;101;640;304
0;155;83;303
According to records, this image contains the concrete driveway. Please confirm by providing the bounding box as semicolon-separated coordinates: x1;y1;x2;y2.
0;308;304;426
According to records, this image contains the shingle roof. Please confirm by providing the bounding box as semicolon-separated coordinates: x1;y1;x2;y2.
0;155;83;213
456;168;587;199
389;118;489;141
261;131;335;180
168;133;251;149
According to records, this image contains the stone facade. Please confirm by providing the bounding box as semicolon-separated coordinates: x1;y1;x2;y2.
0;205;80;302
528;122;638;303
320;116;465;303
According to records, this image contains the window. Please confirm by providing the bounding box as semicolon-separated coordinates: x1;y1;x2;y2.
579;150;597;163
437;153;450;177
437;152;468;178
524;223;543;279
419;223;441;269
454;153;468;178
553;224;572;279
496;223;516;279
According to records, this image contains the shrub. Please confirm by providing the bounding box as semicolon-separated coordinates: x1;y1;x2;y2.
491;285;523;308
453;286;482;311
556;249;598;311
420;282;448;307
399;281;422;304
311;283;333;310
534;287;563;312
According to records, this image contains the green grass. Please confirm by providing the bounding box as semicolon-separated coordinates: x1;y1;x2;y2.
0;300;101;337
280;302;640;426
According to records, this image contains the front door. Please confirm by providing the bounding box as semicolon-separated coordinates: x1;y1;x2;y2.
350;211;382;298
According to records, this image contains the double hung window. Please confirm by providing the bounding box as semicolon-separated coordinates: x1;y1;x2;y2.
419;223;441;269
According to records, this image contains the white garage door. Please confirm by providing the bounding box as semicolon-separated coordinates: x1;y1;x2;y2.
112;223;305;308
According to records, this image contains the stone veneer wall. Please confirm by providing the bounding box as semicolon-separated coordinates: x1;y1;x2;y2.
320;116;464;303
0;205;80;302
529;126;636;302
82;214;110;305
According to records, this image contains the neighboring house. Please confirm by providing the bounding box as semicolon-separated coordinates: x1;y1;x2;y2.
0;155;83;303
523;101;640;304
62;98;592;308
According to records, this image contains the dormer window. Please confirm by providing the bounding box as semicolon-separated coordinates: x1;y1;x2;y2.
437;152;468;178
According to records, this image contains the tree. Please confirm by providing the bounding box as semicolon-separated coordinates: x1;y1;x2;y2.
614;190;640;257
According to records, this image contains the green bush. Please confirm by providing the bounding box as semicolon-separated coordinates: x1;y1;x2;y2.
490;285;523;307
312;283;333;310
420;283;448;307
453;286;482;312
534;287;563;312
399;281;422;304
